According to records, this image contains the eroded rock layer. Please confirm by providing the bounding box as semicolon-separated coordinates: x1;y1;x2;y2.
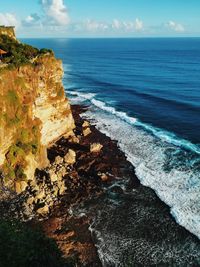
0;54;75;192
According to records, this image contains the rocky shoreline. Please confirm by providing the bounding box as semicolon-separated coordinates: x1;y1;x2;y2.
40;104;140;266
1;104;200;266
35;104;200;266
0;104;138;266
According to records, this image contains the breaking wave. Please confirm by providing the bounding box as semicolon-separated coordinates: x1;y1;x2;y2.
67;89;200;240
67;90;200;155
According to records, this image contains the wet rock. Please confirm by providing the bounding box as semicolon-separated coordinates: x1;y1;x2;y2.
90;143;103;153
83;127;91;137
100;173;109;182
110;185;124;194
82;120;90;128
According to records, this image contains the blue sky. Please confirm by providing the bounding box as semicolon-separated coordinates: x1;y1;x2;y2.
0;0;200;37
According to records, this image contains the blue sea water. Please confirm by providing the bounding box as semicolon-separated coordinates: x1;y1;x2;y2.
23;38;200;254
24;38;200;145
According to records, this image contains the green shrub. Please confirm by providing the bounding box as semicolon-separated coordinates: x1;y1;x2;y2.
20;129;30;144
57;87;64;98
3;144;27;182
39;48;53;55
6;90;19;105
0;34;52;67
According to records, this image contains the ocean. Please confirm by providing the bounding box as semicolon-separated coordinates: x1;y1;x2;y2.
23;38;200;265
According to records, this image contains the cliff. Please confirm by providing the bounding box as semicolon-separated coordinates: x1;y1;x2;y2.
0;26;16;39
0;36;75;193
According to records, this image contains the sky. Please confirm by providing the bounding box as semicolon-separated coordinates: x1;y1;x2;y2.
0;0;200;38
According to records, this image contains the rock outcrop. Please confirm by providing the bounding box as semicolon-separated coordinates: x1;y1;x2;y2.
0;36;75;193
90;143;103;153
0;26;16;39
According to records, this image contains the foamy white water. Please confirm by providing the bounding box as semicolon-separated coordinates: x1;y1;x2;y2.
67;90;200;240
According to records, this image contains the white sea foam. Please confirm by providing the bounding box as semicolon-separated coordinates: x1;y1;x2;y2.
135;121;200;155
67;90;96;101
83;108;200;240
91;99;137;125
91;98;200;155
67;90;200;155
67;90;200;239
68;90;136;125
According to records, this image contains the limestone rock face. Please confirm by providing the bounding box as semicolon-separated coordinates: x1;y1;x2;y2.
32;56;75;146
24;153;40;182
0;54;75;192
15;181;28;194
0;26;16;40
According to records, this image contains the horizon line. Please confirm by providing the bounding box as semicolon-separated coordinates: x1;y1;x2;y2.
19;36;200;39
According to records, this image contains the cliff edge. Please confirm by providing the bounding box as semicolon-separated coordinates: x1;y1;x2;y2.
0;28;75;194
0;25;16;39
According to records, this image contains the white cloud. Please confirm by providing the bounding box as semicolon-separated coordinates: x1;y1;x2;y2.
22;13;41;26
112;18;143;32
135;18;143;31
41;0;70;26
72;18;144;34
166;21;185;32
25;16;35;23
85;19;108;31
112;19;122;30
0;13;20;28
123;21;134;31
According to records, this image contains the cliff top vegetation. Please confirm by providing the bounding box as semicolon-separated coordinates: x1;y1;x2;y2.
0;34;53;68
